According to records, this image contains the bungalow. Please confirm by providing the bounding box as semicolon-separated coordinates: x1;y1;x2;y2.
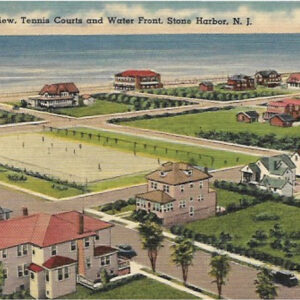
287;73;300;89
226;74;255;91
254;70;282;87
269;114;294;127
114;70;163;91
135;162;216;226
241;154;296;196
27;82;80;109
236;111;259;123
199;81;214;92
0;209;130;299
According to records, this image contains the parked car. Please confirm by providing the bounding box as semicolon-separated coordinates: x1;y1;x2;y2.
271;270;298;287
116;244;137;259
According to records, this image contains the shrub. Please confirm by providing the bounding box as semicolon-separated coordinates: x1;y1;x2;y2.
254;212;280;221
7;173;27;182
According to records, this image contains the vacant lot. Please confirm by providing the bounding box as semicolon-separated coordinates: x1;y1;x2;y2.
47;127;256;170
185;201;300;263
0;133;159;184
63;277;197;299
122;107;300;138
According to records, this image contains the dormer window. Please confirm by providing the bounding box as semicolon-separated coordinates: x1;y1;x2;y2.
160;171;166;177
187;170;192;176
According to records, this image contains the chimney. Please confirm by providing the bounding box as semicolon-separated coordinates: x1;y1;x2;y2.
22;207;28;216
78;213;84;234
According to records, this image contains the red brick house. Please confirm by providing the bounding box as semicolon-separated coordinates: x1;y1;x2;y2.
254;70;281;87
269;114;294;127
263;98;300;120
199;81;214;92
135;162;216;226
114;70;163;91
236;111;259;123
226;74;255;91
287;73;300;89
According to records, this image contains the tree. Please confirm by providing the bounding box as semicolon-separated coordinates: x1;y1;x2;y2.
171;236;196;285
209;254;231;299
138;221;164;273
100;269;110;286
254;269;277;299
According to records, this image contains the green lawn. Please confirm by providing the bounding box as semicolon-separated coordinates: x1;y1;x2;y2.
63;278;197;299
103;204;136;215
215;187;255;208
122;107;300;138
185;202;300;263
47;127;256;169
55;99;131;117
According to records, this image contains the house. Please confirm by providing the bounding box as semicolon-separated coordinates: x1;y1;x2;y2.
0;209;130;299
226;74;255;91
254;70;282;87
114;70;163;91
269;114;294;127
263;98;300;120
135;162;216;226
287;73;300;89
241;154;296;196
236;111;259;123
291;150;300;177
199;81;214;92
82;94;95;106
27;82;80;108
0;207;12;220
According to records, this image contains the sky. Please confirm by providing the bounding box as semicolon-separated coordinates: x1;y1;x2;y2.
0;1;299;35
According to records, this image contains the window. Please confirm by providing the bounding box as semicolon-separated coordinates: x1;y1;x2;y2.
189;207;194;217
71;241;76;251
199;181;203;189
17;265;23;278
180;185;184;192
84;238;90;248
23;245;28;256
58;268;63;281
32;248;35;255
2;249;7;259
51;246;57;256
86;257;91;269
190;197;193;202
95;235;100;241
190;183;194;188
45;271;49;282
179;200;186;208
17;245;22;257
3;268;7;280
30;272;35;280
198;195;204;201
101;255;111;266
163;185;170;193
24;264;29;276
64;267;69;279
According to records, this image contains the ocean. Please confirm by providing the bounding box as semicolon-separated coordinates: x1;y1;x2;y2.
0;34;299;92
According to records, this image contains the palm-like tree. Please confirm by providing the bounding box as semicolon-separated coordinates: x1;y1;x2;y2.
254;269;277;299
171;236;196;285
209;254;231;299
138;221;164;273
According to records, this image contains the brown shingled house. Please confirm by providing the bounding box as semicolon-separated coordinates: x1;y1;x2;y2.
135;162;216;226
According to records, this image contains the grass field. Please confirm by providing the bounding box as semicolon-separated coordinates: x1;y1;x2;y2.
122;107;300;138
63;278;197;299
47;127;256;169
55;99;131;117
185;202;300;263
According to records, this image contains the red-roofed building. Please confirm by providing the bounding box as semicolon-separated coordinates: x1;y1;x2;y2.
287;73;300;89
263;98;300;120
114;69;163;90
27;82;80;108
0;210;130;299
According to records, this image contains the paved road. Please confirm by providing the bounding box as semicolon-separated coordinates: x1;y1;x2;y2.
111;224;300;299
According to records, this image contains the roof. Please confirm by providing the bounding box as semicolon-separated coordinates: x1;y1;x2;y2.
28;263;44;273
43;255;77;269
116;70;159;77
260;154;296;176
238;111;259;119
248;163;261;175
0;211;113;250
260;175;289;189
200;81;213;87
228;74;252;81
269;98;300;107
39;82;79;95
287;73;300;83
146;162;211;185
255;70;279;77
82;94;93;99
94;245;118;257
0;207;12;214
136;190;175;204
270;114;294;122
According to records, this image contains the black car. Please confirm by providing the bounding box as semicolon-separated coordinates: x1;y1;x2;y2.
271;270;298;287
116;244;137;259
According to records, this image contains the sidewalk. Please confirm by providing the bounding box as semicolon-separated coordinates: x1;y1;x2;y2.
130;261;214;300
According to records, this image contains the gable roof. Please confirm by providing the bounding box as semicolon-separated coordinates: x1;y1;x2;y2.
43;255;77;269
39;82;79;95
238;111;259;119
0;207;12;214
200;81;213;87
260;154;296;176
270;114;294;122
94;245;118;257
248;162;261;175
116;70;159;78
260;175;290;189
229;74;252;81
255;70;279;77
287;73;300;83
146;162;211;185
136;190;175;204
0;211;113;250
